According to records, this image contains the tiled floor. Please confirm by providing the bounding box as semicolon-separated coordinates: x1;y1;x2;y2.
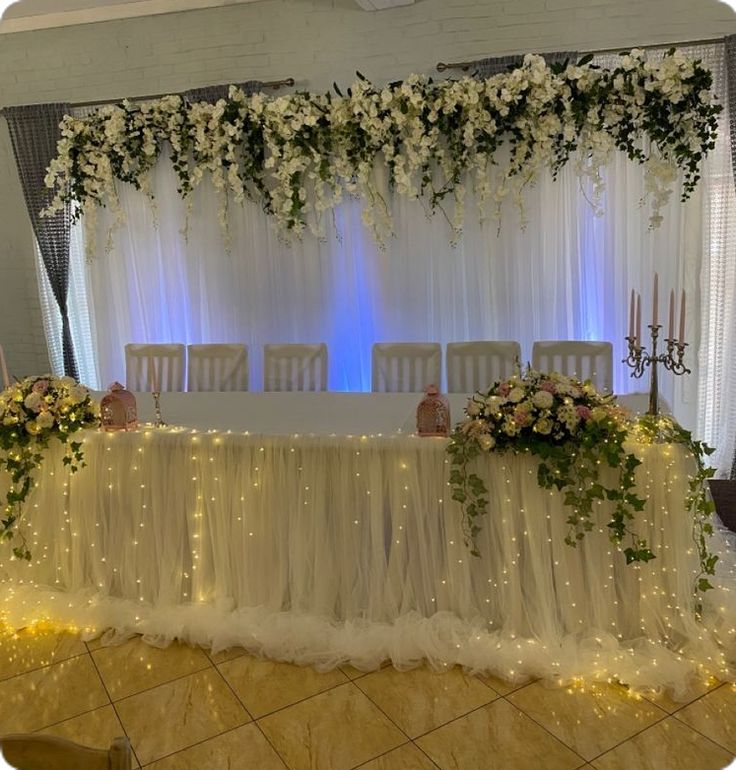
0;625;735;769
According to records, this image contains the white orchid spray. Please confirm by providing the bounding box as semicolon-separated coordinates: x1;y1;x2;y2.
43;50;721;257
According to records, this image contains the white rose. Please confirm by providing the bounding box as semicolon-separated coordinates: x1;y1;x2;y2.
532;390;554;409
69;384;88;404
478;434;496;452
24;392;43;412
466;400;481;417
36;411;55;429
535;418;553;435
508;387;525;403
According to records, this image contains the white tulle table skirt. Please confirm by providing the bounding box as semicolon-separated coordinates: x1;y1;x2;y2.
2;426;735;697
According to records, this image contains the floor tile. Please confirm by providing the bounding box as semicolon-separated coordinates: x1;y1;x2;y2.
415;698;583;770
145;724;286;769
34;704;140;767
258;682;405;770
590;716;733;769
675;683;736;754
115;668;249;765
207;646;247;665
356;666;496;737
474;672;532;696
0;654;108;732
92;637;211;700
507;681;665;760
0;626;86;680
641;677;721;714
356;742;438;769
218;654;347;718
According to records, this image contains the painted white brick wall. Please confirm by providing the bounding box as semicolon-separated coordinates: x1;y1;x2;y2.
0;0;734;378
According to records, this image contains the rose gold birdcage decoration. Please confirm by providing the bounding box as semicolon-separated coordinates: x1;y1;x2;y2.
100;382;138;432
416;384;451;437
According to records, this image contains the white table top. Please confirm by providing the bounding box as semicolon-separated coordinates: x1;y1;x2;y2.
94;391;663;435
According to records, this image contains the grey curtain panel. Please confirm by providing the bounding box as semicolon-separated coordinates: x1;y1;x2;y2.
471;51;579;79
4;103;78;380
184;80;265;103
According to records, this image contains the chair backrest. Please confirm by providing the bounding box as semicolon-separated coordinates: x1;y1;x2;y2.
371;343;442;393
531;340;613;393
446;341;521;394
187;344;248;392
263;343;328;392
1;734;132;770
124;343;185;392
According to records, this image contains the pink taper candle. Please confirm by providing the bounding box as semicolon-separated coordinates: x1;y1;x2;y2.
0;344;9;390
668;290;674;340
635;293;641;346
629;289;635;338
652;273;658;326
679;290;686;344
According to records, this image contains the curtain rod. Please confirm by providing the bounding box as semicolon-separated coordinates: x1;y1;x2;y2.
435;35;724;72
0;77;295;113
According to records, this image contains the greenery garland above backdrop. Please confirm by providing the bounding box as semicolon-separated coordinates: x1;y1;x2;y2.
447;369;718;595
43;49;721;255
0;376;99;560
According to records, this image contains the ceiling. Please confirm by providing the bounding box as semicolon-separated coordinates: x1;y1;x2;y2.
0;0;414;32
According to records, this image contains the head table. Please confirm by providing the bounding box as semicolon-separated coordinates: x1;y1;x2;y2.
1;393;734;698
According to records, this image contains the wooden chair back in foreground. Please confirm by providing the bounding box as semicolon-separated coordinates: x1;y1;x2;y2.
187;343;248;391
446;341;521;394
372;343;442;393
124;343;186;392
263;343;328;392
531;340;613;393
0;734;132;770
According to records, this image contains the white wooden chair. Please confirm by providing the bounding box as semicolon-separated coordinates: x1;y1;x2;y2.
371;343;442;393
531;340;613;393
1;734;132;770
124;343;185;392
187;344;248;392
263;343;328;392
446;341;521;393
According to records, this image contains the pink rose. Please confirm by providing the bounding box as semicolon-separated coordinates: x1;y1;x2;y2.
32;379;49;394
540;381;556;393
497;383;512;396
576;405;592;420
514;409;532;427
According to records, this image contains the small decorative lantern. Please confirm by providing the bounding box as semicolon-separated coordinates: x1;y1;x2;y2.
416;384;451;437
100;382;138;432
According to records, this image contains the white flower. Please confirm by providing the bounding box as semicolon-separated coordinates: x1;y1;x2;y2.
24;392;43;412
508;387;525;403
532;390;554;409
478;434;496;452
466;400;482;417
535;417;553;434
36;411;55;429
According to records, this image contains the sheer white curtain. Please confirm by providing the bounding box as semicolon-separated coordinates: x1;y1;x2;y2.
38;43;735;470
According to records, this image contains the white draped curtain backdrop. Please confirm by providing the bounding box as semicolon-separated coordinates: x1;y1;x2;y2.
37;43;736;472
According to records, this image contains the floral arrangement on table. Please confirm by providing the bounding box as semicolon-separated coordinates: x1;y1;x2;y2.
0;376;99;560
447;369;719;593
42;49;720;257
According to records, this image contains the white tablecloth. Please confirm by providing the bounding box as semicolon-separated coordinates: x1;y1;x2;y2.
97;391;662;434
1;406;732;697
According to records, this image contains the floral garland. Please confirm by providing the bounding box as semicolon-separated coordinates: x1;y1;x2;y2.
447;370;718;593
447;370;652;566
0;376;98;560
43;49;720;255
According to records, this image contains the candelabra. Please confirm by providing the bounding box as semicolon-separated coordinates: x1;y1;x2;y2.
623;325;690;416
152;390;167;427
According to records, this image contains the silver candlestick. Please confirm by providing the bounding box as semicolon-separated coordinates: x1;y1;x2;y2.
623;325;690;416
152;391;167;427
